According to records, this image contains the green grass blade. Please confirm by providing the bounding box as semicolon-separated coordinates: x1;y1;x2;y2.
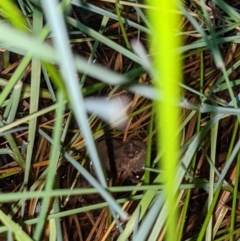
33;90;65;241
41;0;109;189
148;1;182;239
0;209;33;241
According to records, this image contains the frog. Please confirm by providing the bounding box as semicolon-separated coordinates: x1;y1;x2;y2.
93;138;146;184
77;139;146;204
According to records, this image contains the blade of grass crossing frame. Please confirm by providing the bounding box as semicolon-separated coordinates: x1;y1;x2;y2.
230;152;240;241
199;0;224;68
177;51;204;241
117;174;162;240
148;1;182;240
0;23;128;86
41;0;128;220
52;197;63;241
66;17;141;64
41;0;110;187
0;23;51;108
115;0;131;49
0;0;27;31
144;108;154;184
0;128;26;170
33;90;65;241
80;15;109;86
0;209;33;241
22;5;43;217
133;194;164;241
6;81;23;123
206;114;218;240
0;81;25;170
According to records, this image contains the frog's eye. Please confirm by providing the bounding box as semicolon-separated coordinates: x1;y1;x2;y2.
128;152;135;158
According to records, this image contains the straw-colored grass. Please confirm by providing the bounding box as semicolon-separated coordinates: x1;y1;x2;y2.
0;0;240;240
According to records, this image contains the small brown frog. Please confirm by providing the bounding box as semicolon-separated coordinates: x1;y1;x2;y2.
94;139;146;183
77;139;146;204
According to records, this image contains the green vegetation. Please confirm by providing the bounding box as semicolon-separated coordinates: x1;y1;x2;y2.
0;0;240;240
